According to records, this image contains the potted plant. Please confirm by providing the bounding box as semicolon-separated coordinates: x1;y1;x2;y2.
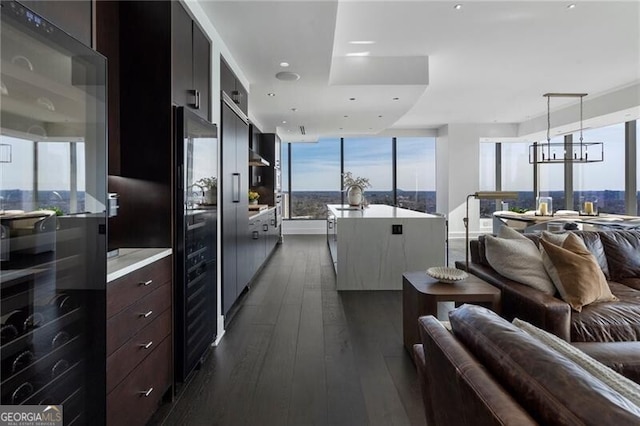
342;171;371;206
196;176;217;205
249;191;260;205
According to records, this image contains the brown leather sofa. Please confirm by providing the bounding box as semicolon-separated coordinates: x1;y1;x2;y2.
414;305;640;426
455;230;640;342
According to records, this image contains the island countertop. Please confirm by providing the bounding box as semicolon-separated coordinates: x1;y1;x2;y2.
328;204;441;219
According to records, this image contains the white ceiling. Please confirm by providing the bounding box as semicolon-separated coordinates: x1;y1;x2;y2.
201;1;640;142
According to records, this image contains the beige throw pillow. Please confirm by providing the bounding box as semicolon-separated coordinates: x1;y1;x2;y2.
485;234;556;295
539;233;617;312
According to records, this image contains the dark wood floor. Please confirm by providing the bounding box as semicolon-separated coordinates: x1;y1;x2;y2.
161;235;426;426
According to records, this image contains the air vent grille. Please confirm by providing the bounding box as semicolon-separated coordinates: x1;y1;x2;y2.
299;126;306;135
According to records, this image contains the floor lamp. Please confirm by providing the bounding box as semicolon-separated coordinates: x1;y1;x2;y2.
464;191;518;271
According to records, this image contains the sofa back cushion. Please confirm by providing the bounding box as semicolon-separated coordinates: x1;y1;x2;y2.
418;316;537;426
449;304;640;425
600;230;640;281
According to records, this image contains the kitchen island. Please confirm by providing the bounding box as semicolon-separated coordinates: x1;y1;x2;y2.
327;204;446;290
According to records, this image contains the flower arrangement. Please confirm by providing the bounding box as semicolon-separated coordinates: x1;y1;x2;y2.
249;191;260;202
342;171;371;189
196;176;217;191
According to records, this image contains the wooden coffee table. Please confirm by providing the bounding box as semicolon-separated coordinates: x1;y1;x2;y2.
403;271;501;353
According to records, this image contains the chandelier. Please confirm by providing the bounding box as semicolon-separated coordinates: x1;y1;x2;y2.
529;93;604;164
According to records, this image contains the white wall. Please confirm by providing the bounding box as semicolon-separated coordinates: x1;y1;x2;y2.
437;123;518;238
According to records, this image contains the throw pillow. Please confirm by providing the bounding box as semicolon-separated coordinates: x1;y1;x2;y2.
497;225;528;240
485;235;556;295
513;318;640;408
541;230;568;246
539;233;617;312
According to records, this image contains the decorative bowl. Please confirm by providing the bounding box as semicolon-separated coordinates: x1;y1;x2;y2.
426;266;468;284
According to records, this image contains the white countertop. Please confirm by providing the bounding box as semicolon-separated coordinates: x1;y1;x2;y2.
328;204;441;219
107;248;172;283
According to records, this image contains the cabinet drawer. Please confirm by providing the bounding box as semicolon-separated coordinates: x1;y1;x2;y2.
107;255;171;318
106;308;171;394
106;337;171;426
107;283;171;356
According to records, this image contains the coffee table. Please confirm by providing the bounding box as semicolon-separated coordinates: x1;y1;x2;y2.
403;271;501;353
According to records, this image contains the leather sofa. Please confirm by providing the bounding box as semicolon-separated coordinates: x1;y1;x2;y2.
455;230;640;342
414;305;640;426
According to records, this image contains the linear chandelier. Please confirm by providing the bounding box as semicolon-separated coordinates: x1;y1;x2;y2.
529;93;604;164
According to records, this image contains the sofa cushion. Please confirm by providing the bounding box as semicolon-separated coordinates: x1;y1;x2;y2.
599;230;640;281
513;318;640;408
449;304;640;425
571;281;640;342
539;233;617;312
484;234;555;295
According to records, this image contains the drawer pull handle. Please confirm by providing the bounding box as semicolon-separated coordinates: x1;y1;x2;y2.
140;310;153;318
139;387;154;397
140;280;153;286
139;341;153;349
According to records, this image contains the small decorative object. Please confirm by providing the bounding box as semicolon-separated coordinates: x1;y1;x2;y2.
196;176;217;205
342;171;371;207
427;266;468;284
580;199;598;216
536;196;553;216
249;191;260;205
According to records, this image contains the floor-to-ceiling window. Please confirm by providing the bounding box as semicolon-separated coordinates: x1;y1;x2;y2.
537;136;565;211
343;137;393;206
290;138;341;219
282;142;290;218
574;124;625;214
479;142;497;217
501;142;535;210
396;137;436;212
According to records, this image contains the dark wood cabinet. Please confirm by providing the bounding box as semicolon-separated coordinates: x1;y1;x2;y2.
20;0;92;46
106;255;173;426
220;57;248;116
172;1;210;120
221;101;250;316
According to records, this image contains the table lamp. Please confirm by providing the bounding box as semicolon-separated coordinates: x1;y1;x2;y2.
464;191;518;271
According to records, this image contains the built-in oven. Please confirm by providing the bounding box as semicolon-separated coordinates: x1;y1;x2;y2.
275;193;282;228
275;167;281;193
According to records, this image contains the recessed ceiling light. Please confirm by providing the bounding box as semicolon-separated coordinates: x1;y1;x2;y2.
349;40;375;45
291;107;297;112
567;4;576;9
276;71;300;81
282;120;287;124
349;97;356;101
454;4;462;10
267;93;275;97
344;115;349;118
369;128;373;130
346;51;370;57
378;115;383;118
392;97;400;101
339;127;343;130
280;62;290;67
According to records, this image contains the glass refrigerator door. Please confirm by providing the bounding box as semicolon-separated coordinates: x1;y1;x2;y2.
0;1;107;423
181;110;217;378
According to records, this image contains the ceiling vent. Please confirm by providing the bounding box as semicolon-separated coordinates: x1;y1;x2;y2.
299;125;306;135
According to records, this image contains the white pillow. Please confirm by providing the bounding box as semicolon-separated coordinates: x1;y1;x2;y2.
485;234;556;295
497;225;528;240
513;318;640;408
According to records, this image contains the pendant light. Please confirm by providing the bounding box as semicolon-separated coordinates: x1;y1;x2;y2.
529;93;604;164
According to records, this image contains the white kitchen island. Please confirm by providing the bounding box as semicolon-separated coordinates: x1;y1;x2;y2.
327;204;446;290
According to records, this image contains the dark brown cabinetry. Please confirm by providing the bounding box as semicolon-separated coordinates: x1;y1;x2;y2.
172;1;210;121
106;255;172;426
19;0;92;46
220;58;248;116
221;100;250;316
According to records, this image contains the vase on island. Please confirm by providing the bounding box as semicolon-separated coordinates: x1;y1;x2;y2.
347;185;364;206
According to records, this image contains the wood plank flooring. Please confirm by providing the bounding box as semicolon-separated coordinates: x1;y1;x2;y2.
161;235;428;426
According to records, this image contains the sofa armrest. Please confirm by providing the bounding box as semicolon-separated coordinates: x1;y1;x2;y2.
455;260;572;341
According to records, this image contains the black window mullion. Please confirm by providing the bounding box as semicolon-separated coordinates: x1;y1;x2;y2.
392;137;397;206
